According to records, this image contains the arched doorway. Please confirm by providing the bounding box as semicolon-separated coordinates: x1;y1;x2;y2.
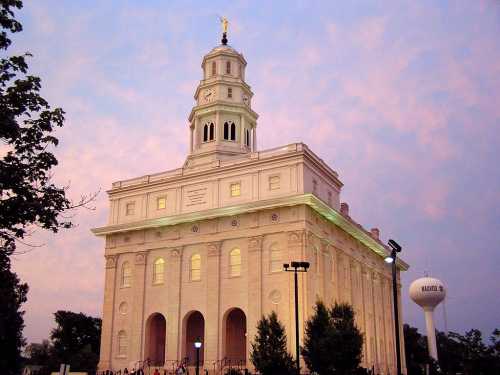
145;313;166;366
183;311;205;366
224;308;247;365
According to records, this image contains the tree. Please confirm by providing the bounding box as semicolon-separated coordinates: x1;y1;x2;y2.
403;324;439;375
250;311;295;375
0;1;95;372
302;301;363;375
0;249;28;375
50;311;101;373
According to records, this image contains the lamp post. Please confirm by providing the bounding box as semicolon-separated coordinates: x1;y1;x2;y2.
283;261;310;375
194;337;202;375
385;239;402;375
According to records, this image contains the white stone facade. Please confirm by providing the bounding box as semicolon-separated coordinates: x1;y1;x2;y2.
93;37;408;375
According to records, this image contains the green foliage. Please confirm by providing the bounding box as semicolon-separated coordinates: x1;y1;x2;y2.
404;324;500;375
49;311;102;373
1;0;72;258
250;311;295;375
0;249;28;375
301;301;363;375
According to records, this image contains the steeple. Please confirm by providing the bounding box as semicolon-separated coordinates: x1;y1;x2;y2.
186;21;259;168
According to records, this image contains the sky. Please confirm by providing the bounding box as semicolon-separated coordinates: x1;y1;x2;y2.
8;0;500;344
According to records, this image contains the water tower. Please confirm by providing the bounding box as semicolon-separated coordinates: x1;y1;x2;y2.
409;277;446;361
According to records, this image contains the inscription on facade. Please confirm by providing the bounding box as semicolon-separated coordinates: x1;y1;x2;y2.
186;187;208;206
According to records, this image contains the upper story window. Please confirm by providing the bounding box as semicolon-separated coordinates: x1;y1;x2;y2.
190;254;201;281
121;262;132;288
125;202;135;216
224;122;236;141
227;87;233;98
209;123;214;140
230;182;241;197
211;61;216;76
229;248;241;277
230;122;236;140
313;179;318;194
270;243;281;273
226;61;231;74
118;330;127;357
153;258;165;284
157;197;166;210
245;129;250;147
327;191;332;206
269;175;280;191
203;123;215;142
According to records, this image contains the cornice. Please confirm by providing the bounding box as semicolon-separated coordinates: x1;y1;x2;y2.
92;193;409;271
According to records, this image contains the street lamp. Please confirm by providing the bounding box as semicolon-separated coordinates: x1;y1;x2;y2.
283;261;310;375
385;239;402;375
194;337;202;375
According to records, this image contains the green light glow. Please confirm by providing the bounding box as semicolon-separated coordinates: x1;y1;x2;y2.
91;193;409;270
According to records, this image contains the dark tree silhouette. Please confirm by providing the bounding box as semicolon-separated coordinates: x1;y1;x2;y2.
250;311;295;375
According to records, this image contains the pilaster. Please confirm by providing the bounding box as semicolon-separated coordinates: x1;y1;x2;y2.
167;247;182;363
247;235;264;367
206;241;222;364
98;254;118;371
130;251;148;362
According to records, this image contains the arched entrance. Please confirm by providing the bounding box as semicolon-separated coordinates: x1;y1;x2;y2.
183;311;205;365
224;308;247;365
145;313;166;366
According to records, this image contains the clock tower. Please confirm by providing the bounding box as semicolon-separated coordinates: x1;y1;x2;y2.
186;31;259;168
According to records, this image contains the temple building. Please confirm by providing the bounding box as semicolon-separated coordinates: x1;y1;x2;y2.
92;30;408;374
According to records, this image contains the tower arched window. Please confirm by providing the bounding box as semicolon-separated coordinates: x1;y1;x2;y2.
246;129;250;147
226;61;231;74
229;248;241;277
230;122;236;140
153;258;165;285
224;122;229;140
211;61;216;76
209;123;215;140
121;261;132;288
270;243;281;273
203;124;208;142
118;330;127;357
190;254;201;281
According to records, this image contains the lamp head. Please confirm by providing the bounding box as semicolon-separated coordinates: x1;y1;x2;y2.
194;337;202;349
290;261;300;268
300;261;310;270
283;263;289;270
388;239;402;252
384;256;394;264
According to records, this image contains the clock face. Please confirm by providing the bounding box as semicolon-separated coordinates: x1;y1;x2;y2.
203;88;215;103
242;94;249;105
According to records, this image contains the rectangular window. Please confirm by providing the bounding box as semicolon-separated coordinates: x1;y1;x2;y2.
230;182;241;197
269;175;280;190
125;202;135;216
211;61;216;76
227;87;232;98
157;196;167;210
226;60;231;74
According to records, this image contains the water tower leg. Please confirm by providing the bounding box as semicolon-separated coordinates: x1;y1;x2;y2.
424;308;438;361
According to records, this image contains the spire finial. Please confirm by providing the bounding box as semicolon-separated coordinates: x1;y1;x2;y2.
220;16;228;45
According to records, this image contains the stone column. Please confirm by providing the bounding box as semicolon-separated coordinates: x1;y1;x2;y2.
98;254;118;371
130;251;148;362
240;114;246;150
190;124;194;153
166;248;183;364
206;241;222;366
215;111;221;144
247;236;264;370
194;117;199;150
360;265;369;368
252;126;257;151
